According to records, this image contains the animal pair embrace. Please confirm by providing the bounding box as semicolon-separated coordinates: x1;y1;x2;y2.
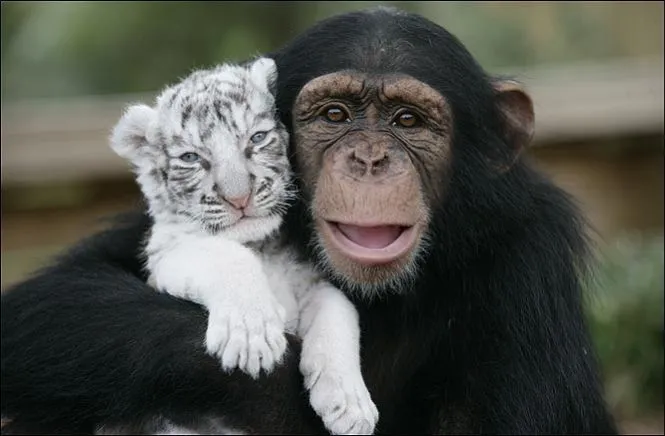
2;7;620;435
110;57;378;435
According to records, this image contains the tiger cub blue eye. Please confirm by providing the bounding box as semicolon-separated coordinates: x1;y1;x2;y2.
179;152;201;163
250;131;267;144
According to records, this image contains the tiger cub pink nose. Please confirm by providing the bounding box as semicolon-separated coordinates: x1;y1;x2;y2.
225;195;250;210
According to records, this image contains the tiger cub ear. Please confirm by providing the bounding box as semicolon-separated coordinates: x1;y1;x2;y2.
247;56;277;94
110;104;159;166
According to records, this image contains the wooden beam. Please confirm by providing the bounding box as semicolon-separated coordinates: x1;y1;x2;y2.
1;58;663;186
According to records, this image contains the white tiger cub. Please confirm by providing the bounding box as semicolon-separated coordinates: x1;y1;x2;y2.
109;57;378;435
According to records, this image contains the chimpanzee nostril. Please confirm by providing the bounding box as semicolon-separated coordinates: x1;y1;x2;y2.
372;154;389;170
350;149;389;175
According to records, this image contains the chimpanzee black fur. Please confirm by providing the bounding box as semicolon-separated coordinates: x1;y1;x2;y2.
1;7;617;435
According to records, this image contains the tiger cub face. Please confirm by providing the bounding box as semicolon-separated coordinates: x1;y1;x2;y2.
111;57;294;238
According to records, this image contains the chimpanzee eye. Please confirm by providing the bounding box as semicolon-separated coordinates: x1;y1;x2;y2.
250;131;268;144
392;110;421;128
323;105;351;123
179;152;201;163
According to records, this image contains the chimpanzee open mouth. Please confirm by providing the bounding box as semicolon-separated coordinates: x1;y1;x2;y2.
322;220;419;265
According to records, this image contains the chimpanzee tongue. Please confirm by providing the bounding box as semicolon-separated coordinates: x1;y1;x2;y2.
336;224;403;249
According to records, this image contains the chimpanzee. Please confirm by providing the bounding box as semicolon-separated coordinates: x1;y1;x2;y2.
1;6;618;435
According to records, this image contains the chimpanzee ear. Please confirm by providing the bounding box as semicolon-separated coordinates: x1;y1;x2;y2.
493;79;535;165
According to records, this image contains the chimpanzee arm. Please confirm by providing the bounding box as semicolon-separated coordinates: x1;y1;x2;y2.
0;213;325;434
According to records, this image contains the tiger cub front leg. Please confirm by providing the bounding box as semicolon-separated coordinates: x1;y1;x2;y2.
148;234;287;379
297;283;379;435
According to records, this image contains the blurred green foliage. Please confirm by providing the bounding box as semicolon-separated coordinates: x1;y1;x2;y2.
586;235;664;419
2;1;662;100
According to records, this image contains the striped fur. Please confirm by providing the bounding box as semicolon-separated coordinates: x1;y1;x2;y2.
111;57;292;236
109;57;378;435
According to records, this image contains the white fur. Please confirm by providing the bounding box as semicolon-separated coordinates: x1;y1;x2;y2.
147;221;287;378
110;104;157;163
110;57;379;435
95;417;245;435
297;281;379;435
144;222;378;433
154;421;245;435
258;249;379;434
247;57;277;94
153;426;201;435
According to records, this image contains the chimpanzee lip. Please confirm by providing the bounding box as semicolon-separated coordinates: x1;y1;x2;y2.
320;219;419;266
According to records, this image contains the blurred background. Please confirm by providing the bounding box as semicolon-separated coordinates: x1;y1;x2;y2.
1;1;663;433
